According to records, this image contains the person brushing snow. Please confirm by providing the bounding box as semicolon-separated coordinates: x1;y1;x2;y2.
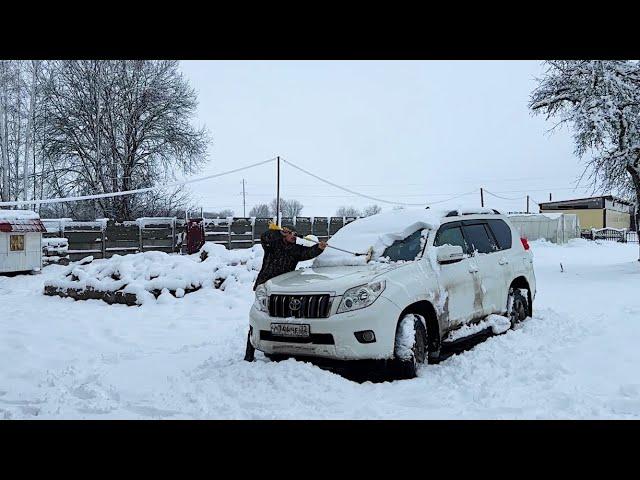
244;221;326;361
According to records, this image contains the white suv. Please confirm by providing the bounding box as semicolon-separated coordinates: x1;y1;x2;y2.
248;207;536;379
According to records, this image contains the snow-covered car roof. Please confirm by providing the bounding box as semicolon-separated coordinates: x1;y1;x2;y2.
313;206;499;267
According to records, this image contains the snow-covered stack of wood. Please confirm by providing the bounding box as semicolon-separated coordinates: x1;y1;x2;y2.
0;210;46;274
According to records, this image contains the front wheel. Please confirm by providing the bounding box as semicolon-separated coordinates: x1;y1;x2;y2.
391;314;427;380
507;288;529;328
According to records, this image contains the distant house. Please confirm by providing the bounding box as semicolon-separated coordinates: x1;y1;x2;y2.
538;195;634;231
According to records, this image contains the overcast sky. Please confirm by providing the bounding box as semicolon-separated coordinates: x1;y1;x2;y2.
179;60;590;217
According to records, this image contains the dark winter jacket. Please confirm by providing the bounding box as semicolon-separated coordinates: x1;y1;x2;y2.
253;230;323;290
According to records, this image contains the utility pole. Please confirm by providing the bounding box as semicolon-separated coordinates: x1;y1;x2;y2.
480;187;484;207
276;156;281;225
549;193;552;202
242;179;246;217
526;195;530;214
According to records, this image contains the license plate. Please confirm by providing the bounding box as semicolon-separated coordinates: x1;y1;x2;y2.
270;323;310;338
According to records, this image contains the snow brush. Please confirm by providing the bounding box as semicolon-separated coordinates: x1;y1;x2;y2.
296;234;374;262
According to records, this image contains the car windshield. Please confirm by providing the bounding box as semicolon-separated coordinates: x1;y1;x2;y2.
381;229;425;262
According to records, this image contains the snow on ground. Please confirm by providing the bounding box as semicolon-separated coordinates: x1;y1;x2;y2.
1;238;640;419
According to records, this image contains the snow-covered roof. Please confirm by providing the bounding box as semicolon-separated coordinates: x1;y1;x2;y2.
0;210;46;233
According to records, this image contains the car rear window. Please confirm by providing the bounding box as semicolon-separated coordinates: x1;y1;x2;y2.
487;219;512;250
462;223;498;254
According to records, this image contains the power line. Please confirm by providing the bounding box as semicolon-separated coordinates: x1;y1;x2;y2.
281;158;428;206
483;189;528;201
0;157;277;207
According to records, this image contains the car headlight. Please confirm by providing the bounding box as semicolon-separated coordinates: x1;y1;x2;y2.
254;285;269;313
337;280;386;314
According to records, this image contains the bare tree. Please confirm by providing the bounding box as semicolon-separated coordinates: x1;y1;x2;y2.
269;198;304;217
362;204;381;216
530;60;640;228
37;60;210;220
335;205;361;216
249;203;271;217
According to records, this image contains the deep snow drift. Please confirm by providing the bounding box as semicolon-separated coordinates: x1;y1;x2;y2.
1;238;640;419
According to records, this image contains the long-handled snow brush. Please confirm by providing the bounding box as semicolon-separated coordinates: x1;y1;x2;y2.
296;234;374;262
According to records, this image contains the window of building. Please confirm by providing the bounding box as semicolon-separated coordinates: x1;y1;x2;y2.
10;235;25;252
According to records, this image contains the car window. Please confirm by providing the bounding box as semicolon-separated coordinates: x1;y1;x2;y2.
487;219;512;250
462;223;498;254
382;229;424;261
434;225;468;251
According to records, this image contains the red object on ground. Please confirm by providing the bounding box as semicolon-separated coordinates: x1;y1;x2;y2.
186;219;205;254
520;237;530;251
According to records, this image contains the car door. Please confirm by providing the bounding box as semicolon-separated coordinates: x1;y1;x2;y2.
486;219;516;312
460;220;505;316
432;222;483;327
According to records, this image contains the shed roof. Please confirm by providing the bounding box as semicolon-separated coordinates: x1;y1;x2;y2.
538;195;633;208
0;219;47;233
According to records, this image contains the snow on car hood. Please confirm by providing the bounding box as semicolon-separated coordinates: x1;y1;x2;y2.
265;263;399;294
313;208;444;267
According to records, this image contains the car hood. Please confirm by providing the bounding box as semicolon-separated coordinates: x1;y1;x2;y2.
265;263;404;295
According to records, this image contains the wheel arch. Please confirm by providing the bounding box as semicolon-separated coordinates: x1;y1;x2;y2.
397;300;441;356
509;276;533;316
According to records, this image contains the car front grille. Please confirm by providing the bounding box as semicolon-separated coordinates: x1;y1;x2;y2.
268;294;332;318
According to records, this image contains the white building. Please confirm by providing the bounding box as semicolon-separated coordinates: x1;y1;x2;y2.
0;210;46;274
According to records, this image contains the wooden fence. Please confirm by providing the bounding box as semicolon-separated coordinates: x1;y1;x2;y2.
41;216;359;261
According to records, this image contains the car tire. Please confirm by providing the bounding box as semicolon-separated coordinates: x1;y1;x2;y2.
507;288;529;328
264;352;291;362
391;313;428;380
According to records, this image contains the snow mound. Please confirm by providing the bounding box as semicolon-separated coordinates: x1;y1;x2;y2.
314;208;444;267
45;242;264;305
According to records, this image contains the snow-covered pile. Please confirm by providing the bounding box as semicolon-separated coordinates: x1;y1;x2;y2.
43;237;69;254
45;242;263;304
0;209;40;220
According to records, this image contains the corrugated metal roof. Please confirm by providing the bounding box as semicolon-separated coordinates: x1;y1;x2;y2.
0;219;47;233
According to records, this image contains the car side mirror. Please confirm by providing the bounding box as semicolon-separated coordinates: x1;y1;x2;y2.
436;245;465;264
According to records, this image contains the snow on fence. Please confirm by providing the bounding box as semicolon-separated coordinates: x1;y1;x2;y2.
508;213;580;244
39;216;359;260
583;227;639;243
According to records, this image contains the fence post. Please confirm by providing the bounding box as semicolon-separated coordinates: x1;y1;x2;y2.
173;219;177;253
101;224;106;259
228;219;232;250
138;223;143;252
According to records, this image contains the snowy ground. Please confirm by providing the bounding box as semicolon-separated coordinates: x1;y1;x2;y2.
2;239;640;419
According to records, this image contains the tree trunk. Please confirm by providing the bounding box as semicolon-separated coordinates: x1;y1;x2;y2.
23;64;37;204
626;164;640;233
0;63;8;202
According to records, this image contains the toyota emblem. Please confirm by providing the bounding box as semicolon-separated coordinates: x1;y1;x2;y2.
289;298;302;311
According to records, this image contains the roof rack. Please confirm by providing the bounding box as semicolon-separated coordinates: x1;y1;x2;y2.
444;209;501;217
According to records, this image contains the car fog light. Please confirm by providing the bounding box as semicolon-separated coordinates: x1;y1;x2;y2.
355;330;376;343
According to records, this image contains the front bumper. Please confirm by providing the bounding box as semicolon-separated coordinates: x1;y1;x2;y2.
248;295;402;360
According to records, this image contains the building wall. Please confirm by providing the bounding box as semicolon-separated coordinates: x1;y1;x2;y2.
541;209;605;230
604;209;631;229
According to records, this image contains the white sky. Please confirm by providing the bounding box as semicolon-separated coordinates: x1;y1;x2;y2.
179;60;591;217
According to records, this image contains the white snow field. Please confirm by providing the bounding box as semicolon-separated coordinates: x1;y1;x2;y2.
1;238;640;419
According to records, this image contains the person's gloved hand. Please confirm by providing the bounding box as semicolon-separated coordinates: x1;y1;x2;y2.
268;221;281;231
